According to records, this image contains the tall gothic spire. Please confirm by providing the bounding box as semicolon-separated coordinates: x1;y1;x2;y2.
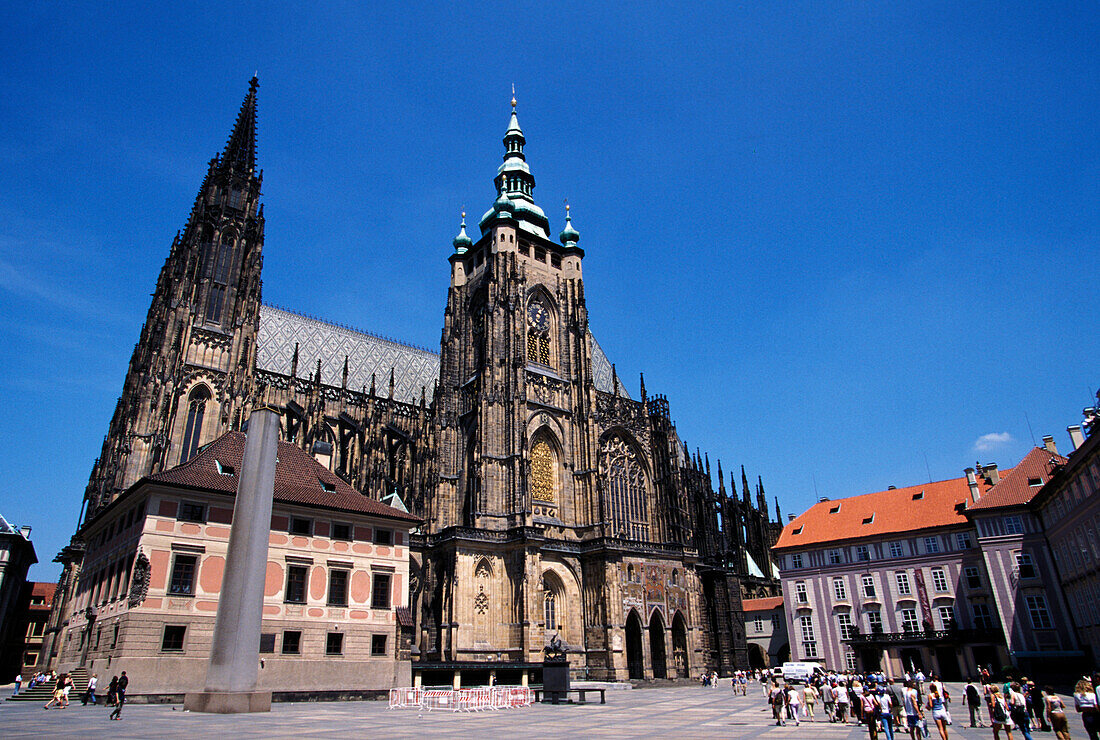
221;76;259;175
480;92;550;238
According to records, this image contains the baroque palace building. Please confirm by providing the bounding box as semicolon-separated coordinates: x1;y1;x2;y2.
48;78;782;682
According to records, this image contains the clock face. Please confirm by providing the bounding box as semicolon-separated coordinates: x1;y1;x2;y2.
528;302;550;332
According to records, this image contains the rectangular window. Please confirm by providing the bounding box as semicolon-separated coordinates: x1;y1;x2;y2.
285;565;307;604
895;571;912;596
326;632;344;655
1026;595;1052;629
964;566;982;589
799;616;818;658
371;634;388;656
833;578;847;601
168;554;197;596
795;581;808;604
372;573;392;609
178;502;206;523
931;567;949;592
374;529;393;546
1004;515;1024;535
901;608;920;633
837;613;855;641
161;625;186;651
753;616;763;632
331;522;352;541
862;575;876;599
973;603;994;630
956;532;973;550
923;536;940;554
938;605;956;630
289;517;312;536
867;610;883;633
856;545;871;562
829;549;843;564
889;541;904;558
845;650;858;671
1015;552;1037;580
771;613;781;629
328;569;349;606
282;630;301;654
791;553;803;569
259;633;276;653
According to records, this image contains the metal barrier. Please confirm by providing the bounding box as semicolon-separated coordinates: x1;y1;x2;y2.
389;686;533;711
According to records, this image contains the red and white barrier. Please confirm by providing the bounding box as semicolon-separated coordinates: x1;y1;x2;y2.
389;686;533;711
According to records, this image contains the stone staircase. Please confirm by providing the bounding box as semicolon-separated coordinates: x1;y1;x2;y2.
8;667;91;703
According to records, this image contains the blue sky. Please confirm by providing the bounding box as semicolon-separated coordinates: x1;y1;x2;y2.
2;2;1097;579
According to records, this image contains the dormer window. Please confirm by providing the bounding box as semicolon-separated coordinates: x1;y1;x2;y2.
829;504;841;514
215;460;235;476
319;478;335;493
1027;477;1042;487
862;514;875;525
912;491;924;500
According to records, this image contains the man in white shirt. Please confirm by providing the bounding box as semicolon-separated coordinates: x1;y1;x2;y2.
83;673;98;706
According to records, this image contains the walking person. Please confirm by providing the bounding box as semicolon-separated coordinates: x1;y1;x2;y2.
803;682;817;721
837;681;851;724
109;671;128;720
787;683;802;726
1009;682;1034;740
1028;682;1050;733
861;686;881;740
877;686;896;740
770;682;786;726
965;678;984;728
1044;686;1071;740
43;673;67;710
926;684;950;740
83;673;98;706
12;672;21;697
991;685;1016;740
904;681;924;740
1074;677;1099;740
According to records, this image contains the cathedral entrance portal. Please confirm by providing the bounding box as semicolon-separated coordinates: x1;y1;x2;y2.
626;610;644;680
671;612;689;677
649;611;667;679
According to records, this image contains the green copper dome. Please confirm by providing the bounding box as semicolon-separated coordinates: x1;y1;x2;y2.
452;212;473;253
559;206;579;246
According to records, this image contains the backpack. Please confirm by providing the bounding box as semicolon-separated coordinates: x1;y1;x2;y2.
992;697;1008;723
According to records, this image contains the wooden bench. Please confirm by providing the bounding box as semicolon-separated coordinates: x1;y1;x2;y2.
532;687;606;705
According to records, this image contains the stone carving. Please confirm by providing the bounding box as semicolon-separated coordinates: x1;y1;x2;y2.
128;551;150;607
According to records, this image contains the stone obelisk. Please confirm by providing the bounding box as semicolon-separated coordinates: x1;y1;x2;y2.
184;407;279;713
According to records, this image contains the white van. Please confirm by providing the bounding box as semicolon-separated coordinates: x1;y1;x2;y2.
780;661;826;684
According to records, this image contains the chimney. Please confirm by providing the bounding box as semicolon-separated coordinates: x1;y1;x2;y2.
982;463;1000;485
1068;425;1085;452
19;525;31;539
965;467;981;503
1042;435;1058;455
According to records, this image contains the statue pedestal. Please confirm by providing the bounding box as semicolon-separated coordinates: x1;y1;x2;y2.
183;690;271;714
542;658;570;704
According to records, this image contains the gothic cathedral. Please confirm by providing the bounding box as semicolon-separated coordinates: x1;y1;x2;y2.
60;79;782;680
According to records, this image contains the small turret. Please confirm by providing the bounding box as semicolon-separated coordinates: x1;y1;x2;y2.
559;203;580;247
452;211;473;254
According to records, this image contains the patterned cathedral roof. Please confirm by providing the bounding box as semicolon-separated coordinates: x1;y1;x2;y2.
256;304;628;403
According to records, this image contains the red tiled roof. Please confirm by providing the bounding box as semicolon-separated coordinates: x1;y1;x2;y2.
966;447;1067;512
742;596;784;612
31;582;57;606
147;432;420;523
774;473;1003;550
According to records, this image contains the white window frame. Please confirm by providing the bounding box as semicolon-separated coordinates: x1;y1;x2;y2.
837;612;855;641
923;536;940;554
861;575;876;599
895;571;912;596
829;549;843;565
931;567;949;593
866;610;883;633
901;608;920;633
1025;595;1052;629
889;541;904;558
956;532;973;550
791;553;804;569
1004;515;1024;535
833;577;847;601
937;604;955;629
795;581;808;604
856;544;871;562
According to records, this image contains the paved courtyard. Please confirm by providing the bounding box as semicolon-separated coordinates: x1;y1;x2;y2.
0;682;1088;739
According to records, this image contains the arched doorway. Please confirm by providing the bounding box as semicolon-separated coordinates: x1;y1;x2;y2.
626;610;644;680
649;610;667;679
748;643;768;669
671;612;689;678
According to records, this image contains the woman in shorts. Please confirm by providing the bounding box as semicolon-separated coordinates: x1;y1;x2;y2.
1044;686;1070;740
926;684;950;740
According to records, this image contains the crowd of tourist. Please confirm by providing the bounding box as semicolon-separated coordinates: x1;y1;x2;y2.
716;667;1100;740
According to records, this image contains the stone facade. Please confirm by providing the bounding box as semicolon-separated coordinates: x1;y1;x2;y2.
0;516;37;682
50;79;782;684
742;596;788;668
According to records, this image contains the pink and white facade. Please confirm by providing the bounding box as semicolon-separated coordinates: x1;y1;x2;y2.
53;432;417;699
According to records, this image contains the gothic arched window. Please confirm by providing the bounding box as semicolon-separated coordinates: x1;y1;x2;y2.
600;432;650;541
543;572;564;634
530;437;556;504
205;235;233;323
526;297;551;367
180;386;210;463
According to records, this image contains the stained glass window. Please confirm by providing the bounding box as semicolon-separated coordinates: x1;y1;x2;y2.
531;439;555;503
600;433;649;540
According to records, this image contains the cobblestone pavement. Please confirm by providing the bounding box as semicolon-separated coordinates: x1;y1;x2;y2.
0;682;1087;739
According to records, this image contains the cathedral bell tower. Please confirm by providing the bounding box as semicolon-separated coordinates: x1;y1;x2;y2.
431;96;595;534
83;77;265;519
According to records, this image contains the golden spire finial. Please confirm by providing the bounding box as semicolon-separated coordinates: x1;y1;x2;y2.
511;83;517;109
